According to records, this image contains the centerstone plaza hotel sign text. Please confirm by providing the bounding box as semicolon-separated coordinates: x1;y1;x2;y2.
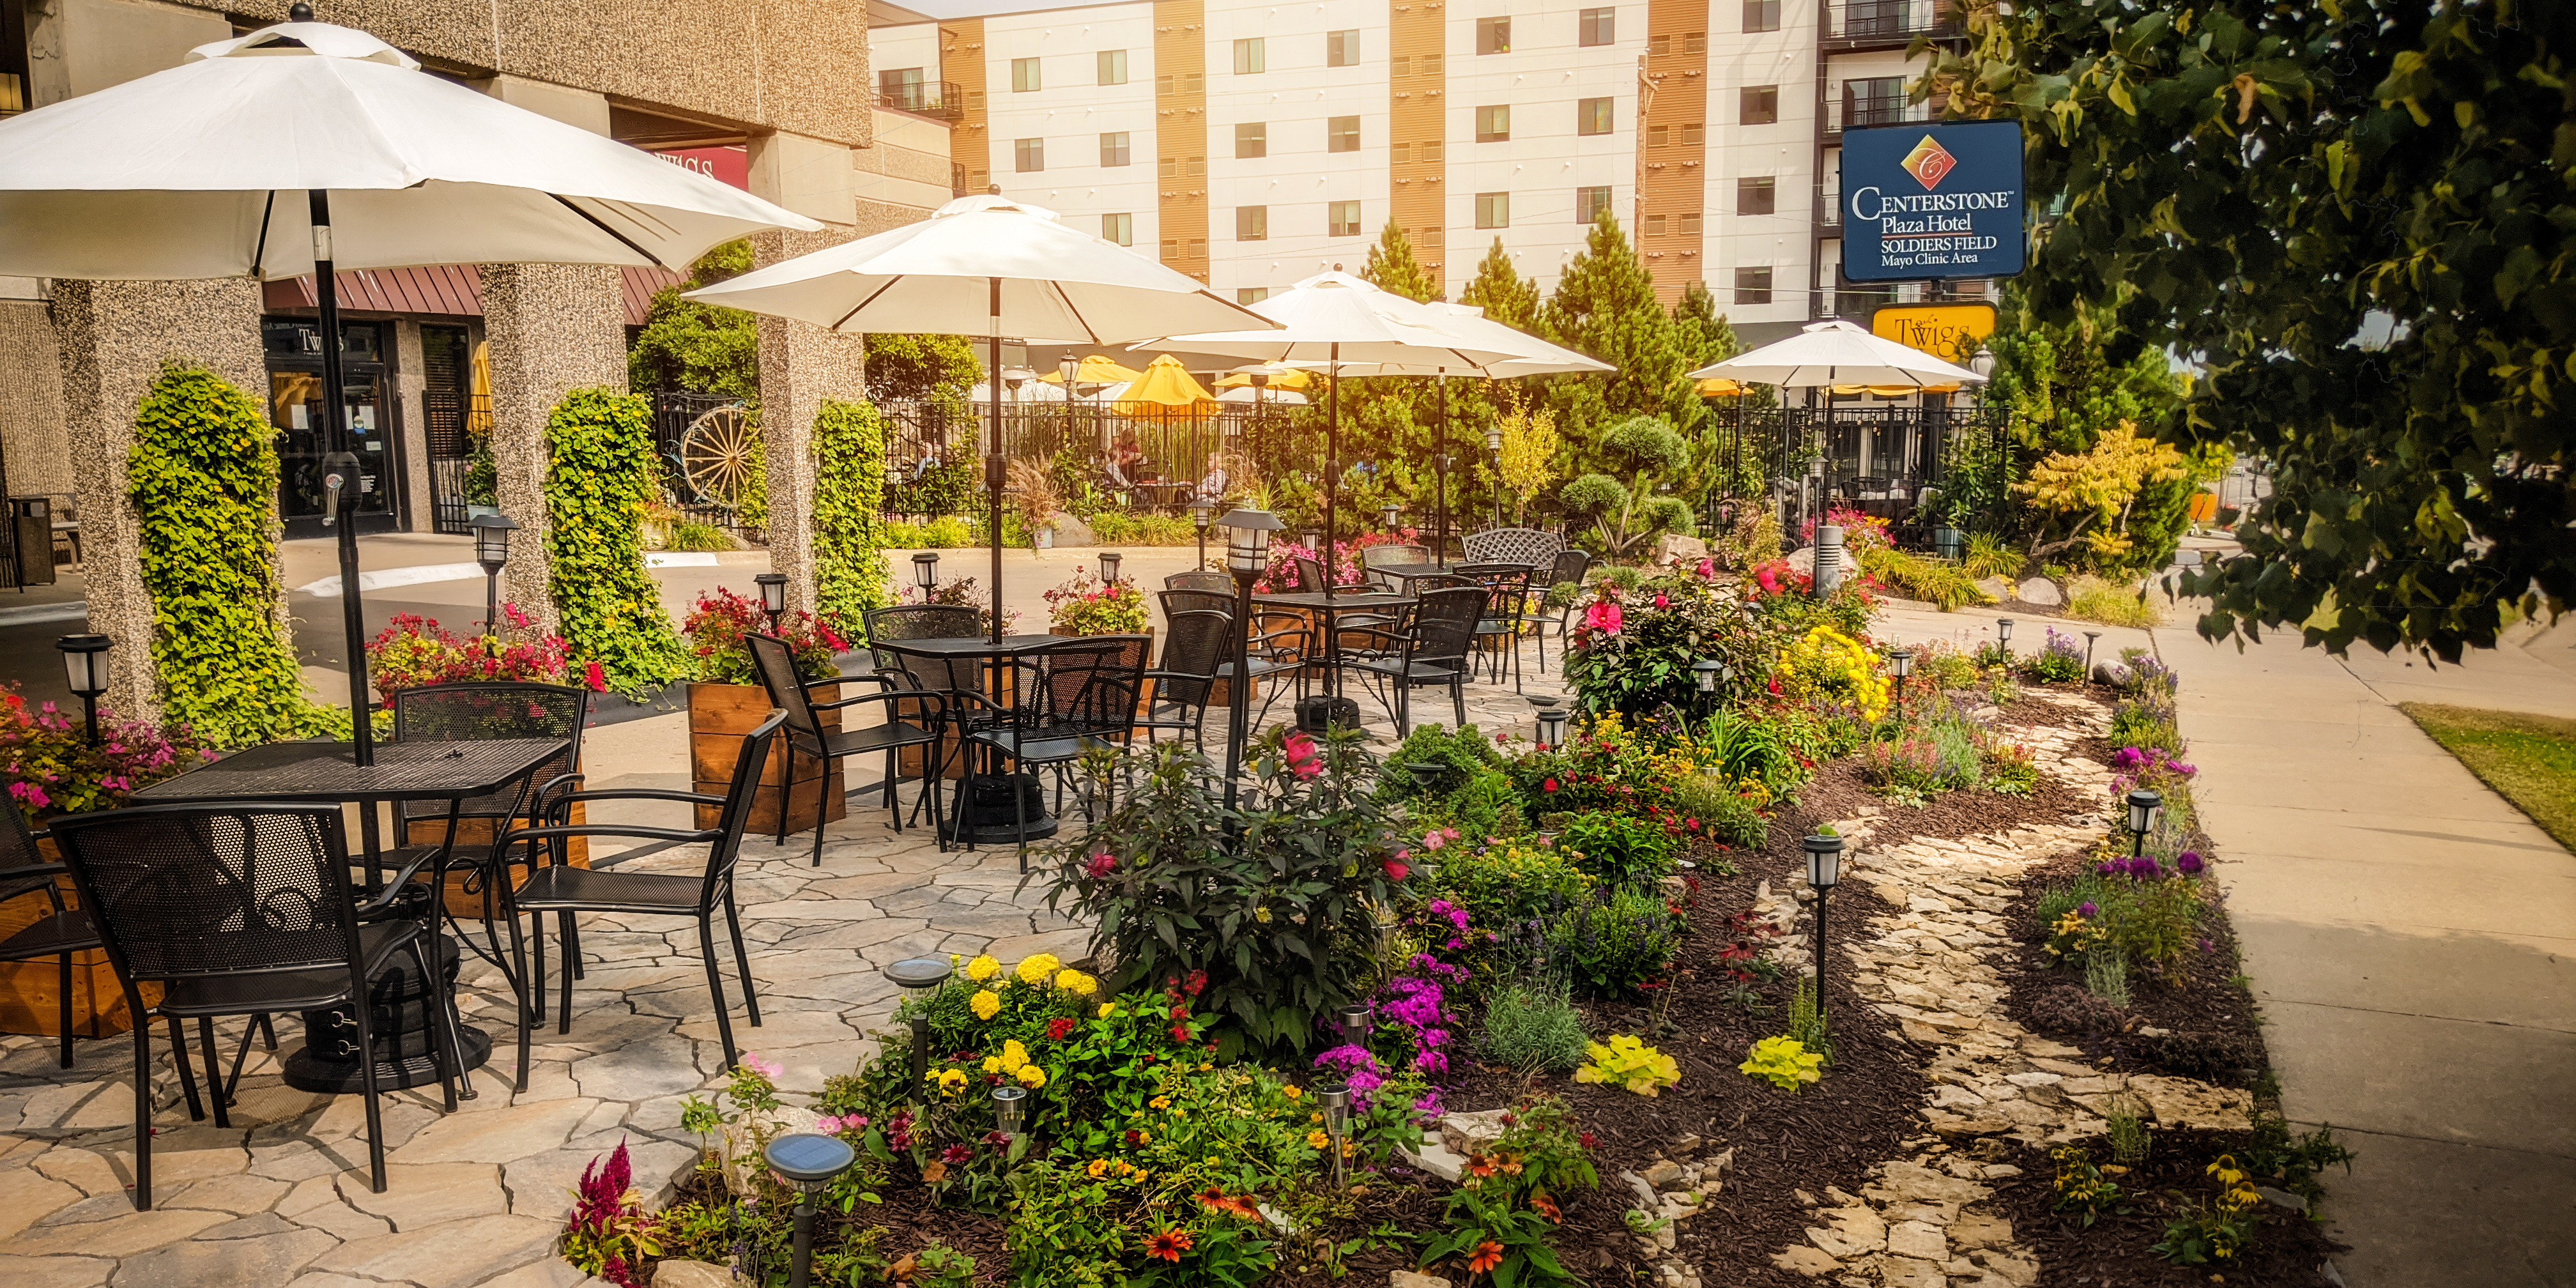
1841;120;2028;284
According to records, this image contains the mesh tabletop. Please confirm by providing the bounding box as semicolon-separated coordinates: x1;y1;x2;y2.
869;632;1062;659
1252;591;1414;611
131;738;569;804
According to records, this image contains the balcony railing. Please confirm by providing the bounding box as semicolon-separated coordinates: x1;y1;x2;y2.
875;81;963;122
1824;0;1961;45
1823;96;1933;135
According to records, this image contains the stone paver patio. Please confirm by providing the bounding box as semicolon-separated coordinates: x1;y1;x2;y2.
0;653;1562;1287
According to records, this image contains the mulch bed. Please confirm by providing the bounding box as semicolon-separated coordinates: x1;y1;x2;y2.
1995;1135;2345;1287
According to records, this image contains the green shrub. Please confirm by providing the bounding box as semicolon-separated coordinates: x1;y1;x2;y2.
1381;723;1523;836
813;399;892;631
1963;531;2023;581
1432;838;1591;928
1542;882;1682;998
544;388;689;696
1480;983;1588;1072
1087;511;1199;545
1788;974;1831;1066
1662;770;1766;851
2069;575;2163;628
128;362;326;746
1859;544;1997;611
2037;869;2208;973
665;521;735;551
2109;698;2183;754
1552;810;1679;884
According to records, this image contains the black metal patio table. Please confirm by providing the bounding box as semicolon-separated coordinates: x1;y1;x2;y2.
132;736;568;1096
870;632;1068;845
1252;590;1416;704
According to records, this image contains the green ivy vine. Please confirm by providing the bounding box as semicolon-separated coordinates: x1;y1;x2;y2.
543;388;687;695
127;361;326;746
811;398;891;633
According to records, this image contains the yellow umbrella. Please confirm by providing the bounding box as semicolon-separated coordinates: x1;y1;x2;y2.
468;339;493;435
1215;364;1313;392
1039;353;1147;385
1113;353;1218;415
1696;377;1750;398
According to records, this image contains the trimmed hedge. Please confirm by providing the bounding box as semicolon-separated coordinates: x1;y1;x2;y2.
813;398;892;634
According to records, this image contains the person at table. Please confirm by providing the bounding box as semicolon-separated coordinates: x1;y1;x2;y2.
1105;431;1151;503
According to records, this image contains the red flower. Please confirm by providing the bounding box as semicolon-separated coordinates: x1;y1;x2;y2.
1045;1017;1077;1041
1169;1004;1190;1021
1183;969;1208;997
1383;859;1410;882
582;661;607;693
1467;1239;1505;1274
1084;848;1117;880
1542;778;1559;793
1145;1230;1194;1262
1170;1024;1192;1043
1578;1131;1598;1149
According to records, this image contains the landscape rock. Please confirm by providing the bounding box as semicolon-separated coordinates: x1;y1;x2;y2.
1639;1158;1686;1189
2016;577;2064;606
1804;1206;1885;1259
1044;512;1096;547
1883;1257;1950;1288
1770;1245;1842;1278
1390;1273;1451;1288
1949;1210;2013;1250
1400;1140;1466;1184
1438;1109;1512;1156
1886;1218;1949;1261
648;1262;737;1288
2127;1073;2255;1131
1652;533;1710;567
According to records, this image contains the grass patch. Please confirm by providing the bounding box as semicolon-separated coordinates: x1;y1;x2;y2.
2402;703;2576;854
2066;575;2164;628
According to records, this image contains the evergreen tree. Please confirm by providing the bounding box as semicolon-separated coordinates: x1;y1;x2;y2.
1535;213;1698;487
1359;220;1441;303
1670;281;1738;374
1459;238;1540;330
627;240;759;399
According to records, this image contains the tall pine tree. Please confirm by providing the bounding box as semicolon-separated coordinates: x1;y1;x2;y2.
1458;238;1540;330
1360;220;1442;302
1536;213;1698;464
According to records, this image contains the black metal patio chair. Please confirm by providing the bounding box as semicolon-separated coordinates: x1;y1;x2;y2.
1341;586;1485;737
953;636;1147;870
0;804;106;1069
746;632;949;866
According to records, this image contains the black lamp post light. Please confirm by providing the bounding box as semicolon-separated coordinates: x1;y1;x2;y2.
1692;657;1724;710
1219;509;1284;808
1381;502;1401;533
755;572;789;633
1993;617;2015;660
2126;788;2164;858
912;551;940;595
1190;498;1214;570
469;512;518;638
2083;630;2103;675
1802;830;1844;1020
884;957;951;1095
1887;647;1914;721
1099;551;1123;585
1535;702;1570;751
765;1131;858;1288
56;633;111;747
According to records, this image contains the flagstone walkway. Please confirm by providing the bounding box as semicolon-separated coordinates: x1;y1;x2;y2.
0;656;1565;1288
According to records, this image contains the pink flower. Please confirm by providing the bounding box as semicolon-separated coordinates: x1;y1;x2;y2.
742;1054;782;1080
1085;847;1117;880
582;661;607;693
1696;557;1717;579
1383;859;1410;882
1653;594;1669;610
1281;731;1324;781
1422;829;1448;852
1582;601;1623;636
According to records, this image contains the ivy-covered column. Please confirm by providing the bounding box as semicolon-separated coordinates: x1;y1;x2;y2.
50;279;267;722
751;228;869;620
482;263;627;627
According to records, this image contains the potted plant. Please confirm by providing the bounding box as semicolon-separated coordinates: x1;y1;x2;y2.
1045;568;1154;717
0;687;212;1039
367;606;608;907
682;588;851;834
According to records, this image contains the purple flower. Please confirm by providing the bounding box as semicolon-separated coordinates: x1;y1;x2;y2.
2197;937;2216;954
2115;747;2146;769
2176;851;2205;875
2077;901;2099;919
2170;762;2197;777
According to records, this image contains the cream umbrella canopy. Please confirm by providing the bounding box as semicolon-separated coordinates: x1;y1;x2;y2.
685;193;1275;641
0;12;821;777
1689;319;1986;388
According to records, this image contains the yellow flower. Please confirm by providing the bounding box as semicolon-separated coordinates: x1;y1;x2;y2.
1133;1168;1149;1183
1311;1112;1324;1125
970;990;1001;1021
999;1039;1029;1074
1087;1159;1110;1178
1307;1130;1330;1149
1197;1061;1213;1072
1017;1064;1047;1089
1136;1130;1151;1144
963;954;1002;983
982;1056;1002;1075
1015;953;1062;986
935;1068;969;1096
1282;1085;1302;1100
1098;1002;1117;1018
1055;969;1098;996
1150;1096;1171;1109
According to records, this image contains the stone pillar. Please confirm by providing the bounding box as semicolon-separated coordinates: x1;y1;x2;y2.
391;319;431;533
479;264;628;627
49;279;268;722
749;129;866;618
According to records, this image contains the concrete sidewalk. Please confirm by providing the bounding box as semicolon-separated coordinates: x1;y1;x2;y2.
2174;630;2576;1287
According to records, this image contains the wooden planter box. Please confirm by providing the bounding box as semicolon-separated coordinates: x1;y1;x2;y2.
691;682;847;834
0;840;156;1040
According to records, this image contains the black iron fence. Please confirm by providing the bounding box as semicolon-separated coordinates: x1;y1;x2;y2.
878;399;1293;515
1707;399;2012;539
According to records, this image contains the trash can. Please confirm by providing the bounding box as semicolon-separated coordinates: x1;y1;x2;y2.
9;497;52;588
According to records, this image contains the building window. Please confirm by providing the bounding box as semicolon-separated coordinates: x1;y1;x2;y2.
1683;31;1706;53
1578;97;1614;136
1735;266;1773;305
1013;57;1041;92
1423;54;1445;77
1744;0;1781;33
1237;206;1268;240
1100;132;1131;167
1160;156;1178;179
1330;200;1362;236
1098;49;1128;85
1575;185;1613;223
967;89;985;111
1235;121;1267;158
1423;224;1445;245
1737;176;1775;215
1392;141;1412;164
1648;34;1669;54
1844;76;1906;129
966;169;987;189
1015;137;1044;171
1422;140;1444;164
1476;104;1510;142
1681;122;1704;144
1328;116;1360;153
1187;155;1204;176
1234;38;1265;75
1646;124;1668;148
1162;238;1179;260
1475;191;1510;229
1103;212;1133;245
1327;29;1360;66
878;67;924;109
1680;212;1701;234
1392;55;1411;78
1579;7;1614;45
1645;213;1666;236
1477;17;1511;54
1741;84;1779;125
1238;286;1269;304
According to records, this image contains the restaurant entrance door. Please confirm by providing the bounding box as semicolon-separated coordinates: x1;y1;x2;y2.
265;317;402;538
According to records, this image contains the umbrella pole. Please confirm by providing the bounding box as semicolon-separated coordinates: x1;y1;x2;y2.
1324;343;1337;699
1436;375;1449;568
310;192;374;769
986;276;1004;645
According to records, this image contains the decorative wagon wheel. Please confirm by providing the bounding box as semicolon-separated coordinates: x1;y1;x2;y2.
677;404;759;509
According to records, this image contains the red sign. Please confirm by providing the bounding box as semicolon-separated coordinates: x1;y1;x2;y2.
656;146;749;191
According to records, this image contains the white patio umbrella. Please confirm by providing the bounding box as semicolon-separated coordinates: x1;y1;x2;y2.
1690;318;1986;388
1138;271;1522;599
685;193;1273;641
0;12;821;771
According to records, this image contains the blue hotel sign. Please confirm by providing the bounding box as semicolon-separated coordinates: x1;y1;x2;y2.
1840;121;2026;282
